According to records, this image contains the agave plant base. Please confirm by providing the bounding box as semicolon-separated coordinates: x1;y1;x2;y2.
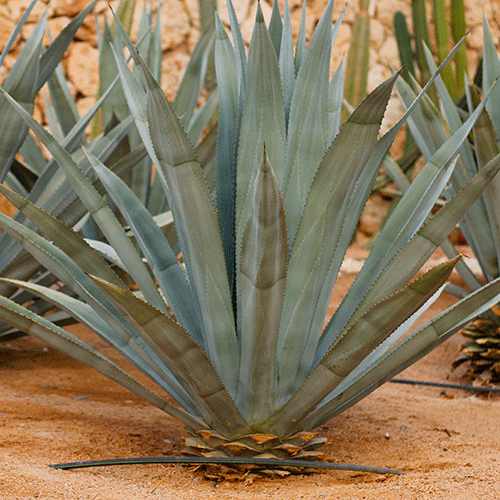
185;428;329;461
453;305;500;385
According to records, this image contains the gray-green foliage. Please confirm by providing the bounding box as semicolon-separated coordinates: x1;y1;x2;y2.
394;17;500;298
2;0;500;460
0;0;217;339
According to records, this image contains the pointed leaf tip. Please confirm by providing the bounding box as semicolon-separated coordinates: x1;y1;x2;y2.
256;2;265;23
215;13;228;40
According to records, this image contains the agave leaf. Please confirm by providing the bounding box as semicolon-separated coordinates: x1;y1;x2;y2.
294;0;307;74
344;0;370;111
0;277;196;412
114;0;137;35
87;150;203;343
4;75;123;227
235;4;286;254
83;239;125;270
0;0;38;68
0;88;167;313
90;276;250;437
282;0;340;243
0;14;43;183
18;134;47;177
1;8;46;93
354;152;500;326
396;76;446;159
304;274;500;431
0;250;43;299
422;44;476;178
0;294;205;432
268;0;283;57
37;0;98;91
269;257;459;436
0;184;126;290
44;91;64;143
483;15;500;140
403;54;499;279
328;57;344;144
0;211;190;399
469;101;500;277
142;64;240;395
97;19;130;128
226;0;247;101
319;36;463;299
39;114;134;223
215;14;240;302
440;237;482;292
275;73;398;403
393;11;415;84
300;37;476;370
321;80;498;360
111;41;163;184
173;25;214;126
237;150;288;423
279;0;295;123
186;89;219;146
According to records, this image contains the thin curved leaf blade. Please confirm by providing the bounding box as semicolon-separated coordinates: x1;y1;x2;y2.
0;87;167;313
235;2;286;242
303;274;500;431
0;183;126;290
87;151;203;343
0;294;205;432
90;275;250;437
0;277;196;412
268;257;459;436
282;0;338;243
356;152;500;323
215;13;240;303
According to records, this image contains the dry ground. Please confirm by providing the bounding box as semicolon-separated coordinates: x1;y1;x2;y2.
0;247;498;499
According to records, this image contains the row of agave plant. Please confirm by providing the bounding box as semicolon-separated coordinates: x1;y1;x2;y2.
0;0;500;467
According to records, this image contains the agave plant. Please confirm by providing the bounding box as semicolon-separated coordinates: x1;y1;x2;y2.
393;17;500;385
2;0;500;466
0;0;217;341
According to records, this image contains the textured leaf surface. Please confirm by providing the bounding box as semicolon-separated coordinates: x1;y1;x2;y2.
275;74;398;403
91;276;249;437
237;151;287;423
118;35;239;395
88;151;202;342
0;88;167;313
270;258;459;435
303;275;500;431
0;184;125;290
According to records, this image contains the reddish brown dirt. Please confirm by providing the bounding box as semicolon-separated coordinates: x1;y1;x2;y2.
0;245;499;499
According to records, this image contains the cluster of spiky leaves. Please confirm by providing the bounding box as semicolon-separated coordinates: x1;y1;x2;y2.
0;0;217;341
2;0;500;462
394;16;500;384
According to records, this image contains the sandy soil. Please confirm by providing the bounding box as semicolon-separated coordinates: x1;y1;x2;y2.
0;245;499;500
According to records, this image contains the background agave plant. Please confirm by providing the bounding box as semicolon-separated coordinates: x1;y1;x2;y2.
2;0;500;466
392;16;500;385
0;0;217;341
371;0;470;196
